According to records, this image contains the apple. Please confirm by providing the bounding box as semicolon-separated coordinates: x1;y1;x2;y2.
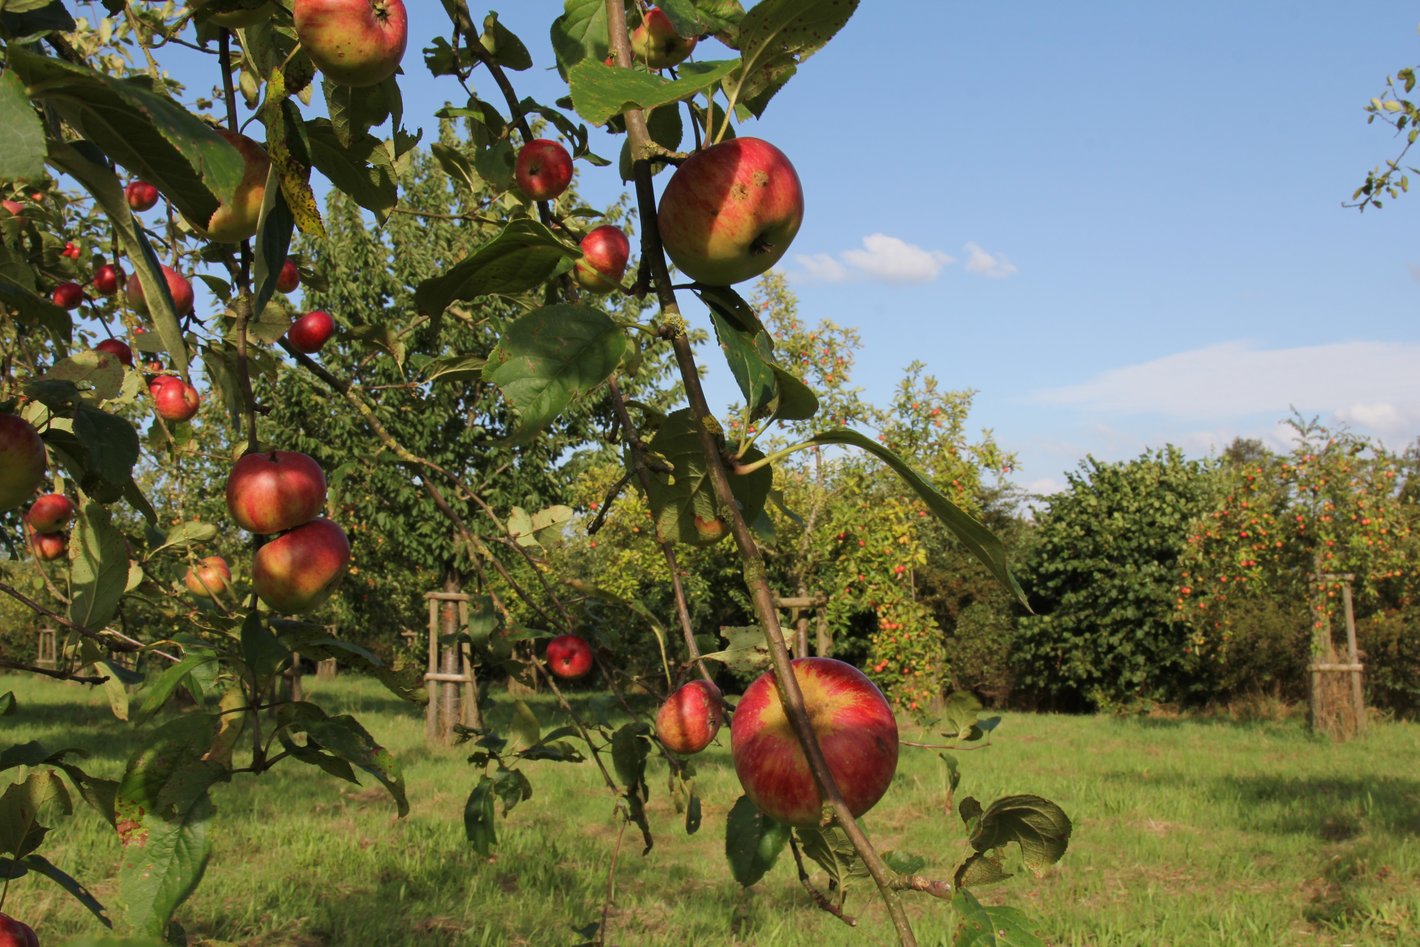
26;492;74;534
225;450;327;534
0;911;38;947
62;241;80;259
52;282;85;310
28;523;68;562
630;7;697;69
0;414;47;511
125;265;195;316
546;634;593;680
252;518;351;613
657;679;723;754
96;338;133;366
193;0;275;27
293;0;408;88
150;377;201;422
1;199;23;216
185;555;232;598
657;137;805;286
730;656;899;827
286;309;335;353
573;225;631;294
92;262;125;295
514;139;573;201
196;129;270;243
276;258;301;293
126;180;159;212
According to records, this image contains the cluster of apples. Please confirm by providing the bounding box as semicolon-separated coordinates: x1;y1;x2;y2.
225;450;351;613
23;491;74;562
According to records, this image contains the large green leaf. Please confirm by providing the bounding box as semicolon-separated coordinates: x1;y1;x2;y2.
724;795;788;886
304;118;398;221
72;406;140;492
643;409;772;545
415;218;572;317
69;499;130;631
274;703;409;817
0;770;70;859
550;0;610;77
951;889;1047;947
808;429;1028;607
966;794;1072;873
706;301;777;420
0;66;45;183
725;0;859;118
568;59;741;125
483;304;628;444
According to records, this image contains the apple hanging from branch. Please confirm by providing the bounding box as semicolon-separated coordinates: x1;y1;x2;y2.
149;376;201;422
0;414;47;511
125;180;158;212
185;555;232;599
26;492;74;534
629;7;697;69
286;310;335;353
514;139;573;201
225;450;327;535
657;679;723;754
194;129;270;243
125;265;195;316
545;634;594;680
573;225;631;294
293;0;408;87
252;518;351;613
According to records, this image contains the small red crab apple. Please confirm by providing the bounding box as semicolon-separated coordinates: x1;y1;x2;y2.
276;258;301;293
545;634;594;680
27;522;68;562
95;338;133;366
185;555;232;599
731;657;899;827
630;7;697;69
286;309;335;353
573;225;631;294
26;492;74;534
52;282;85;310
657;679;723;755
0;909;39;947
125;265;195;316
293;0;408;88
514;139;573;201
149;376;201;422
92;262;124;295
126;180;159;211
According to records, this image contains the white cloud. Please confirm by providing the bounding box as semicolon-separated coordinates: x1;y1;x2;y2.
794;253;850;283
962;241;1018;279
792;233;955;283
1336;401;1420;438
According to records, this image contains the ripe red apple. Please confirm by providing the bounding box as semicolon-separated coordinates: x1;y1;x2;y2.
126;180;159;211
150;377;201;422
286;309;335;353
0;414;47;511
546;634;593;680
28;523;68;562
197;129;270;243
92;262;125;295
95;337;133;366
657;679;723;754
26;492;74;534
730;657;899;827
185;555;232;598
52;281;85;310
514;139;573;201
657;137;805;286
252;517;351;613
225;450;327;534
630;7;697;69
573;225;631;294
276;258;301;293
125;265;195;316
62;241;80;259
1;199;23;216
293;0;408;88
0;910;38;947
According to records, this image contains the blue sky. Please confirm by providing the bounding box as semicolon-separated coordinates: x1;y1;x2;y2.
163;3;1420;494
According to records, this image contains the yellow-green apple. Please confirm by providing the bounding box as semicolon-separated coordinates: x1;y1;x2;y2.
252;517;351;612
185;555;232;598
276;258;301;293
27;523;67;562
546;634;593;679
630;7;697;69
730;657;899;827
125;265;195;316
125;180;158;211
192;129;269;243
150;377;201;422
92;262;124;295
657;679;723;754
193;0;275;27
95;338;133;365
293;0;408;87
52;282;84;310
514;139;573;201
26;493;74;534
225;449;327;534
573;225;631;294
286;309;335;353
657;137;804;286
0;414;47;511
0;910;38;947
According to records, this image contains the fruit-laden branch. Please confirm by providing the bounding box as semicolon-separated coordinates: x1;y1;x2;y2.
601;2;918;944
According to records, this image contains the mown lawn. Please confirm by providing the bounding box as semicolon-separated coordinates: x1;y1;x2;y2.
3;672;1418;946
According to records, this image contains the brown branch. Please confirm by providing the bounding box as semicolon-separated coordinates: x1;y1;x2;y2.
891;874;954;900
595;817;629;946
0;657;108;685
788;835;857;927
0;582;180;663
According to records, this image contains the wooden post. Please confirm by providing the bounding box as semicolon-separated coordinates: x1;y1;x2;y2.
425;592;439;743
426;587;480;744
774;594;827;658
458;596;483;730
1340;580;1365;734
36;626;56;669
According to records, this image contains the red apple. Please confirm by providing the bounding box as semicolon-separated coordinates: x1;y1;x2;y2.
657;137;805;286
293;0;407;88
514;139;573;201
62;241;80;259
150;377;201;422
52;281;85;310
286;309;335;353
657;679;723;755
630;7;697;69
730;657;899;827
1;199;24;216
276;258;301;293
196;129;270;243
0;910;38;947
26;492;74;534
546;634;593;680
125;265;195;316
92;262;125;295
225;450;327;534
28;523;68;562
95;337;133;366
185;555;232;598
573;225;631;294
252;517;351;612
0;414;47;511
125;180;159;212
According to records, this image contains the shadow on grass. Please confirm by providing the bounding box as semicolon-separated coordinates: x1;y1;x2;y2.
1214;773;1420;838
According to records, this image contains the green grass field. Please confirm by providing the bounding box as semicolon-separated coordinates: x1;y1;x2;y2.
3;672;1418;946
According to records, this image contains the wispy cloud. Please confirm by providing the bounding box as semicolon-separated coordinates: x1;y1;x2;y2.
962;241;1018;279
791;233;970;283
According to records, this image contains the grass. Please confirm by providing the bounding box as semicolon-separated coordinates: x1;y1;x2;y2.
3;672;1419;946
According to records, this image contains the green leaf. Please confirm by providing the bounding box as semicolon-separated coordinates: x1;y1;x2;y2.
480;11;533;71
967;794;1072;873
882;850;927;874
0;273;70;343
0;692;13;716
797;823;870;888
611;722;651;794
240;611;291;684
707;303;777;420
464;775;497;856
304;118;398;221
551;0;610;77
724;795;788;886
421;352;488;384
0;67;45;183
726;0;860;118
68;499;129;631
697;625;771;674
483;304;629;444
506;504;574;547
133;652;218;724
72;406;140;492
951;889;1047;947
44;350;125;401
147;520;220;557
275;703;409;817
768;366;819;420
0;770;71;859
415;218;572;317
251;177;295;319
568;59;741;125
510;700;540;750
99;661;130;722
809;428;1028;607
643;409;773;545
